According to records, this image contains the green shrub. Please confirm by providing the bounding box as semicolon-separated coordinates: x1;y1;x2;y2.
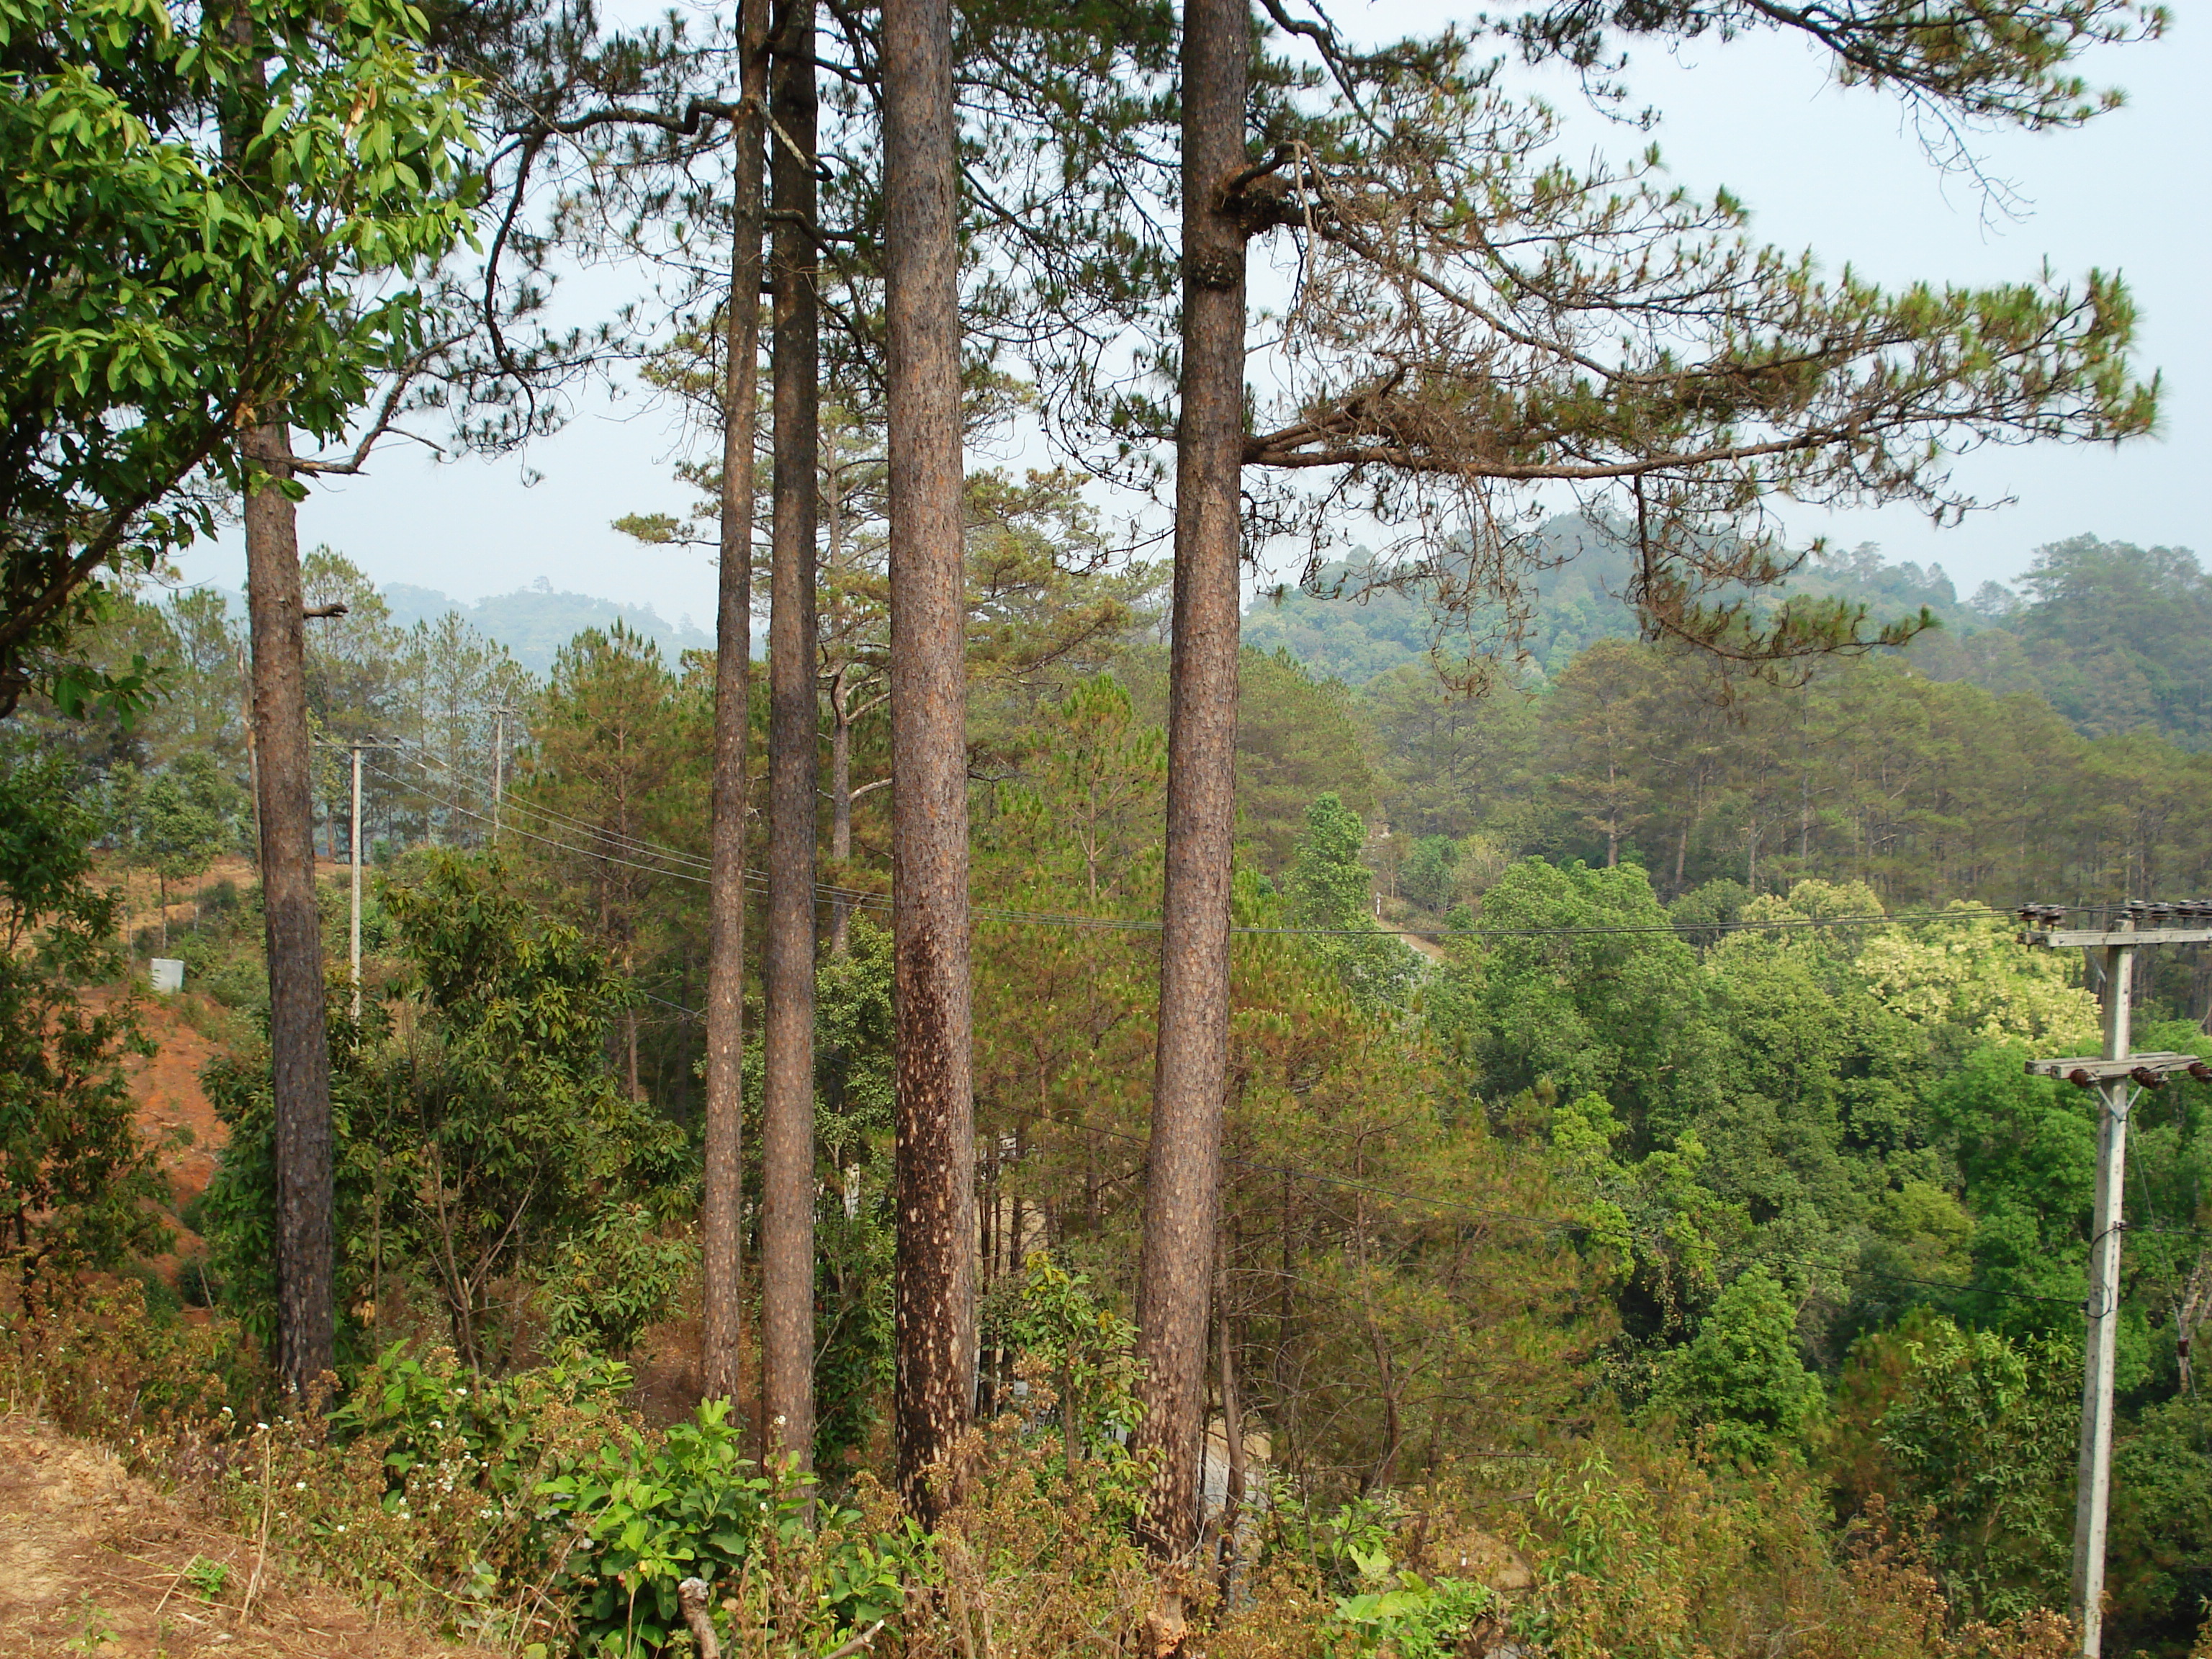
122;1260;182;1323
1875;1317;2081;1620
175;1254;220;1308
541;1401;907;1658
328;1338;634;1507
0;1272;264;1443
1399;835;1460;914
539;1202;693;1357
0;742;171;1297
1330;1554;1493;1659
1263;1488;1405;1596
1647;1267;1824;1462
2109;1390;2212;1653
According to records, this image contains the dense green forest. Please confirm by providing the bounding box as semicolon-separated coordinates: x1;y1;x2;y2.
9;523;2211;1653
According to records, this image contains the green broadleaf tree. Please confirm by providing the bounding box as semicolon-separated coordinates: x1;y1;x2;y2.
0;0;480;715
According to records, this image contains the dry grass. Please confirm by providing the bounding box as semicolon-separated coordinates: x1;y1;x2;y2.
0;1411;493;1659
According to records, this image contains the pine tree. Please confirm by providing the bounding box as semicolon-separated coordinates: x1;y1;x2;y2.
884;0;977;1525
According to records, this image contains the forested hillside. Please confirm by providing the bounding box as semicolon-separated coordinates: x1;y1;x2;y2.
1242;516;1643;684
6;1;2204;1656
1254;528;2212;754
1362;637;2212;937
12;532;2212;1653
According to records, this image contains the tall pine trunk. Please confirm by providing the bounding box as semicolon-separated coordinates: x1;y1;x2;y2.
1215;1234;1244;1575
824;455;853;959
1133;0;1247;1562
243;420;336;1397
883;0;975;1527
827;665;855;958
760;0;820;1474
701;0;770;1413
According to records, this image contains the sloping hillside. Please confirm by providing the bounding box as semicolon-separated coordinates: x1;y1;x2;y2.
0;1414;487;1658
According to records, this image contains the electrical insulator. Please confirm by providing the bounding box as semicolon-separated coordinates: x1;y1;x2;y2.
2190;1061;2212;1084
2130;1066;2168;1089
2067;1068;2095;1089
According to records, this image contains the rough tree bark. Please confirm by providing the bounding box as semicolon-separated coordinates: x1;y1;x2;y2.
1212;1233;1245;1598
242;420;336;1398
827;660;853;958
827;433;850;962
1133;0;1249;1563
701;0;770;1411
824;660;888;961
883;0;976;1528
759;0;820;1475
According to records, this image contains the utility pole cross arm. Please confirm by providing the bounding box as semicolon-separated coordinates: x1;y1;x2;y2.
2020;927;2212;948
2026;1052;2209;1083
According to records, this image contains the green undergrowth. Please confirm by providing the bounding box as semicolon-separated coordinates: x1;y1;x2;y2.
0;1272;2121;1659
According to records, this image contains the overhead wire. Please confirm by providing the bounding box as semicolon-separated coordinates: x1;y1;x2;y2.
363;752;2029;945
387;748;714;871
352;747;2193;1313
386;729;2209;940
631;984;707;1022
364;759;712;888
1025;1110;2103;1312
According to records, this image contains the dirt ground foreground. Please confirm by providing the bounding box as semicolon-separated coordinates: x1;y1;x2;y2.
0;1413;488;1658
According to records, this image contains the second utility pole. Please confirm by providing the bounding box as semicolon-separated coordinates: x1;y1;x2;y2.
2076;913;2134;1659
490;706;519;843
343;739;397;1021
2020;902;2212;1658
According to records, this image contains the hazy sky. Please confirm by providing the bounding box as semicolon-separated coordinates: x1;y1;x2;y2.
168;6;2207;624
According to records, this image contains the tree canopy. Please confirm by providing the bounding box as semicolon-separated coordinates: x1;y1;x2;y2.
0;0;479;714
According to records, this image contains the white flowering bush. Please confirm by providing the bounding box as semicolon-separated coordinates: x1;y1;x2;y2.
1858;905;2101;1054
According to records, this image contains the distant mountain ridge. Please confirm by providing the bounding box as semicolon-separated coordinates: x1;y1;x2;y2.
382;580;713;674
1241;520;2212;752
1241;516;1639;685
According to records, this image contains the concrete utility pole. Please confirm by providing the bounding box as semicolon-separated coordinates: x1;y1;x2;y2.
490;706;520;844
2019;902;2212;1659
325;738;398;1022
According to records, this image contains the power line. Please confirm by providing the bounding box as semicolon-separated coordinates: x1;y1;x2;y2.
483;783;711;871
375;743;2050;942
364;756;2031;945
362;757;712;887
381;727;2208;946
1033;1110;2097;1313
632;984;706;1022
333;783;2164;1318
386;749;715;872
